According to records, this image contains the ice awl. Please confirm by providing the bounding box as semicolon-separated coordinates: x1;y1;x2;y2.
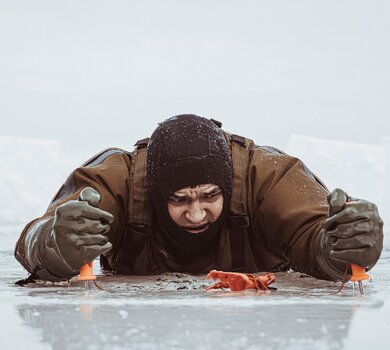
350;264;369;295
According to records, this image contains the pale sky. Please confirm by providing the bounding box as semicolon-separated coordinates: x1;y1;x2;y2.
1;0;389;157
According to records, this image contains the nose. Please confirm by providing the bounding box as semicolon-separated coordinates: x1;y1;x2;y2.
185;200;206;224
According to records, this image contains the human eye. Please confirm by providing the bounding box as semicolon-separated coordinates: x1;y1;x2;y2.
168;195;188;204
203;189;222;201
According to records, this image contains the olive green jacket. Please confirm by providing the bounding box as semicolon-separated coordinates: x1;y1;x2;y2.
15;137;332;281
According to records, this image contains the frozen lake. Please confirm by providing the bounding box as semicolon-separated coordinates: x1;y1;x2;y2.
1;227;389;350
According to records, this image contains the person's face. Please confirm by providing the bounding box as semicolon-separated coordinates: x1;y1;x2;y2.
167;184;224;234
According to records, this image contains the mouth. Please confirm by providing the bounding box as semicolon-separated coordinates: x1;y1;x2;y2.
182;223;210;234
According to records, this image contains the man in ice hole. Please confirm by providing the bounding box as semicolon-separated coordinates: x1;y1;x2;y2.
15;115;383;283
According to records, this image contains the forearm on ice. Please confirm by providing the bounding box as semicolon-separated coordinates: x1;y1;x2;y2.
288;222;347;281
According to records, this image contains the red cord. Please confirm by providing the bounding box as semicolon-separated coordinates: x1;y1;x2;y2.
333;265;349;294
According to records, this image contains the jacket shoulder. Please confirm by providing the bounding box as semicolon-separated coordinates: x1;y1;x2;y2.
49;148;132;208
250;145;328;192
81;147;132;167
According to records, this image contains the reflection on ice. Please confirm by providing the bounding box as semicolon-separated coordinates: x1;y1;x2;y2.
17;302;355;350
0;248;387;349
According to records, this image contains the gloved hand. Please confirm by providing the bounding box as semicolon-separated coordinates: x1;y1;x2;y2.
50;187;114;271
316;188;383;280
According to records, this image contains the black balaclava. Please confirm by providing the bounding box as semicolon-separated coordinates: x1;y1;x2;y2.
147;114;233;261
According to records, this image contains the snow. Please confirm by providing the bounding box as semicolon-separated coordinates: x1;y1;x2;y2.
382;137;390;244
1;136;390;349
0;136;82;226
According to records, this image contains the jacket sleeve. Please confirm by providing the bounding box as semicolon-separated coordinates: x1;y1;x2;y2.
248;146;333;280
14;150;131;280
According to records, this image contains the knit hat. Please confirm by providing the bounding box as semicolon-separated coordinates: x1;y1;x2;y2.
147;114;232;260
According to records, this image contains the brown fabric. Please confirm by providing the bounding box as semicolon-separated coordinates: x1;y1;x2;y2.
227;134;253;271
15;136;331;280
247;146;329;277
128;145;152;226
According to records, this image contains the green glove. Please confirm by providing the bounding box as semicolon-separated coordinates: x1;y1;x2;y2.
316;188;383;280
26;187;114;280
51;187;114;271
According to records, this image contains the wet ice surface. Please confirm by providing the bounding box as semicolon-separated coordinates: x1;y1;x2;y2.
1;229;389;350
